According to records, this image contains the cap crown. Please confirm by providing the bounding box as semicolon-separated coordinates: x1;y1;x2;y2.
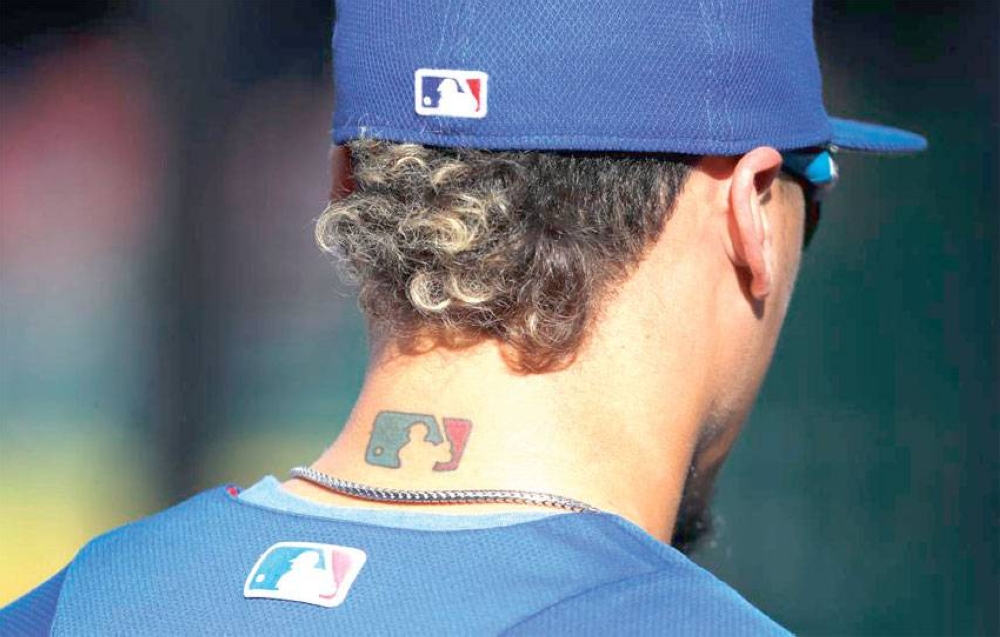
332;0;833;154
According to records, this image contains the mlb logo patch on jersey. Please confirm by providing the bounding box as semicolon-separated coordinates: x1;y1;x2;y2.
415;69;488;118
244;542;366;608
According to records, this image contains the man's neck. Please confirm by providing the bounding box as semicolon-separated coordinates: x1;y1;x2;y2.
289;317;711;541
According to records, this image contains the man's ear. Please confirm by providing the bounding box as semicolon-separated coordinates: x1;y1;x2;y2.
727;147;783;300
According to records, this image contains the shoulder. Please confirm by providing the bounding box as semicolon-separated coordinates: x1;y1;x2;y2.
42;486;296;635
503;559;791;636
60;485;273;583
0;489;235;637
66;486;236;561
0;569;68;637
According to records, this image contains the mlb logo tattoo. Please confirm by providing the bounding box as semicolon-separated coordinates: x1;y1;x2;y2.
244;542;367;608
415;69;488;118
365;411;473;471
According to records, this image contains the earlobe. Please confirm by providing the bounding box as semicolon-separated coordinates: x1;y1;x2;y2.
727;147;782;301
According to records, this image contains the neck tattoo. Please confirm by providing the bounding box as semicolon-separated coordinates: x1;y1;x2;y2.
290;410;601;514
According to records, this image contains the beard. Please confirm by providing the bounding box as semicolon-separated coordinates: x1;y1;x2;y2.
670;411;735;556
670;461;717;555
670;397;746;555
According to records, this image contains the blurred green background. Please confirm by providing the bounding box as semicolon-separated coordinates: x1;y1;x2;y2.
1;1;996;634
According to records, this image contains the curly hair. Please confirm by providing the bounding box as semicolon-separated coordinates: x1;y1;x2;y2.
316;139;692;372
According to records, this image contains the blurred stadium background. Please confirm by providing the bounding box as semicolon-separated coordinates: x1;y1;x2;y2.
1;1;997;634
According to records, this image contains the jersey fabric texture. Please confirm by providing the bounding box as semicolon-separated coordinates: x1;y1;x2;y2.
1;482;791;636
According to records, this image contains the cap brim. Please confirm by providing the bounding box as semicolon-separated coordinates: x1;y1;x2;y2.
829;117;927;154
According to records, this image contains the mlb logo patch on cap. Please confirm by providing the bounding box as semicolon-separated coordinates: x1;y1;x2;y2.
244;541;367;608
415;69;488;119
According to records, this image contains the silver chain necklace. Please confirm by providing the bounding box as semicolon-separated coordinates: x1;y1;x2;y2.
289;466;600;513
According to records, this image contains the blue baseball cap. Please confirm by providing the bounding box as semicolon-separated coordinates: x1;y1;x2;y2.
331;1;927;156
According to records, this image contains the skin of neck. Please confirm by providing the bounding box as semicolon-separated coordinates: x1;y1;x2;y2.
287;151;803;543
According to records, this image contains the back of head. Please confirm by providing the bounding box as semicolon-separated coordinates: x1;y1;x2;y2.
317;142;691;371
323;0;925;369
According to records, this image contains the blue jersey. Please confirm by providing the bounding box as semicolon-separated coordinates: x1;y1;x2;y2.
2;484;790;635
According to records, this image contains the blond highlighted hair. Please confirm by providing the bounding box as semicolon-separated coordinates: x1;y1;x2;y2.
317;139;692;372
